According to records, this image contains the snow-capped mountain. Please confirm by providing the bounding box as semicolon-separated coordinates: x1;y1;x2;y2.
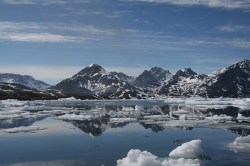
133;67;172;88
53;64;143;99
0;82;62;100
205;59;250;98
158;60;250;98
0;73;50;90
0;60;249;100
158;68;206;97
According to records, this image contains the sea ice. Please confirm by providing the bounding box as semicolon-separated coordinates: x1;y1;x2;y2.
162;158;200;166
117;140;202;166
55;113;93;121
169;140;202;159
205;114;233;121
117;149;162;166
3;126;47;133
228;135;250;153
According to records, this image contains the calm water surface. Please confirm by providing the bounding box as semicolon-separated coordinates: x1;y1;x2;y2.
0;100;249;166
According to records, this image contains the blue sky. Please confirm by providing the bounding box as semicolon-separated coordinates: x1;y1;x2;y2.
0;0;250;84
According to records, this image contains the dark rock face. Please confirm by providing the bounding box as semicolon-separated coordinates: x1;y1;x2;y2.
52;64;142;99
133;70;160;88
110;72;134;83
133;67;172;88
158;60;250;98
0;73;50;90
206;59;250;98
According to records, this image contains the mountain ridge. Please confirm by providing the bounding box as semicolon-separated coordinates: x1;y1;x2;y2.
0;59;249;100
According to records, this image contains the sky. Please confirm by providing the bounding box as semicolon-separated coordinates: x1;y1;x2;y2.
0;0;250;84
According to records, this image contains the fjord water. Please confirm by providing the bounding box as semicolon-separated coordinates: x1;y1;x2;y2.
0;99;250;166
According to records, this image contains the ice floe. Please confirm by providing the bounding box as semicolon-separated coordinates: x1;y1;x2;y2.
3;126;47;133
228;135;250;153
55;113;93;121
169;140;202;159
164;97;250;109
205;114;233;121
117;140;202;166
117;149;162;166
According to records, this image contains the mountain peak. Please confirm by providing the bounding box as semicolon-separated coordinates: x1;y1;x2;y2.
175;68;197;78
182;68;197;74
150;67;164;73
235;59;250;68
76;64;107;77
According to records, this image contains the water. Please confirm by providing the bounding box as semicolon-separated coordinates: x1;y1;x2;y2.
0;99;250;166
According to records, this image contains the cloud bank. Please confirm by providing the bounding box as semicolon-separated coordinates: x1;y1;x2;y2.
122;0;250;9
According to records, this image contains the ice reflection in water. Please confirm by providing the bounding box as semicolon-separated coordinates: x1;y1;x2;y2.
0;99;250;165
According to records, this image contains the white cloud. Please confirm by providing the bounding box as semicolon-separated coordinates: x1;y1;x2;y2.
217;25;250;32
1;21;250;49
0;22;111;43
123;0;250;9
0;32;81;43
0;0;67;5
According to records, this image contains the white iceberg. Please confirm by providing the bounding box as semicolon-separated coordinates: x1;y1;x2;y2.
117;140;202;166
169;139;202;159
228;135;250;153
117;149;163;166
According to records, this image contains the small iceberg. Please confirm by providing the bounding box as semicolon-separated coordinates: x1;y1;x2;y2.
117;139;202;166
228;135;250;153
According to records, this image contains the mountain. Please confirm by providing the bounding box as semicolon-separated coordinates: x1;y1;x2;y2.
0;73;50;90
205;59;250;98
133;67;172;88
110;72;134;83
0;82;63;100
158;60;250;98
0;60;249;100
52;64;143;99
158;68;206;97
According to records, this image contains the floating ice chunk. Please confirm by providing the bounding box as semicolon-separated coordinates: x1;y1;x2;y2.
117;149;163;166
3;126;47;133
58;97;79;101
228;135;250;153
110;118;137;123
117;140;202;166
179;114;188;120
164;98;185;104
1;99;26;107
237;113;250;122
173;109;189;115
55;114;93;121
169;140;202;159
205;114;233;121
162;158;200;166
135;105;144;111
109;110;123;118
122;107;136;111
